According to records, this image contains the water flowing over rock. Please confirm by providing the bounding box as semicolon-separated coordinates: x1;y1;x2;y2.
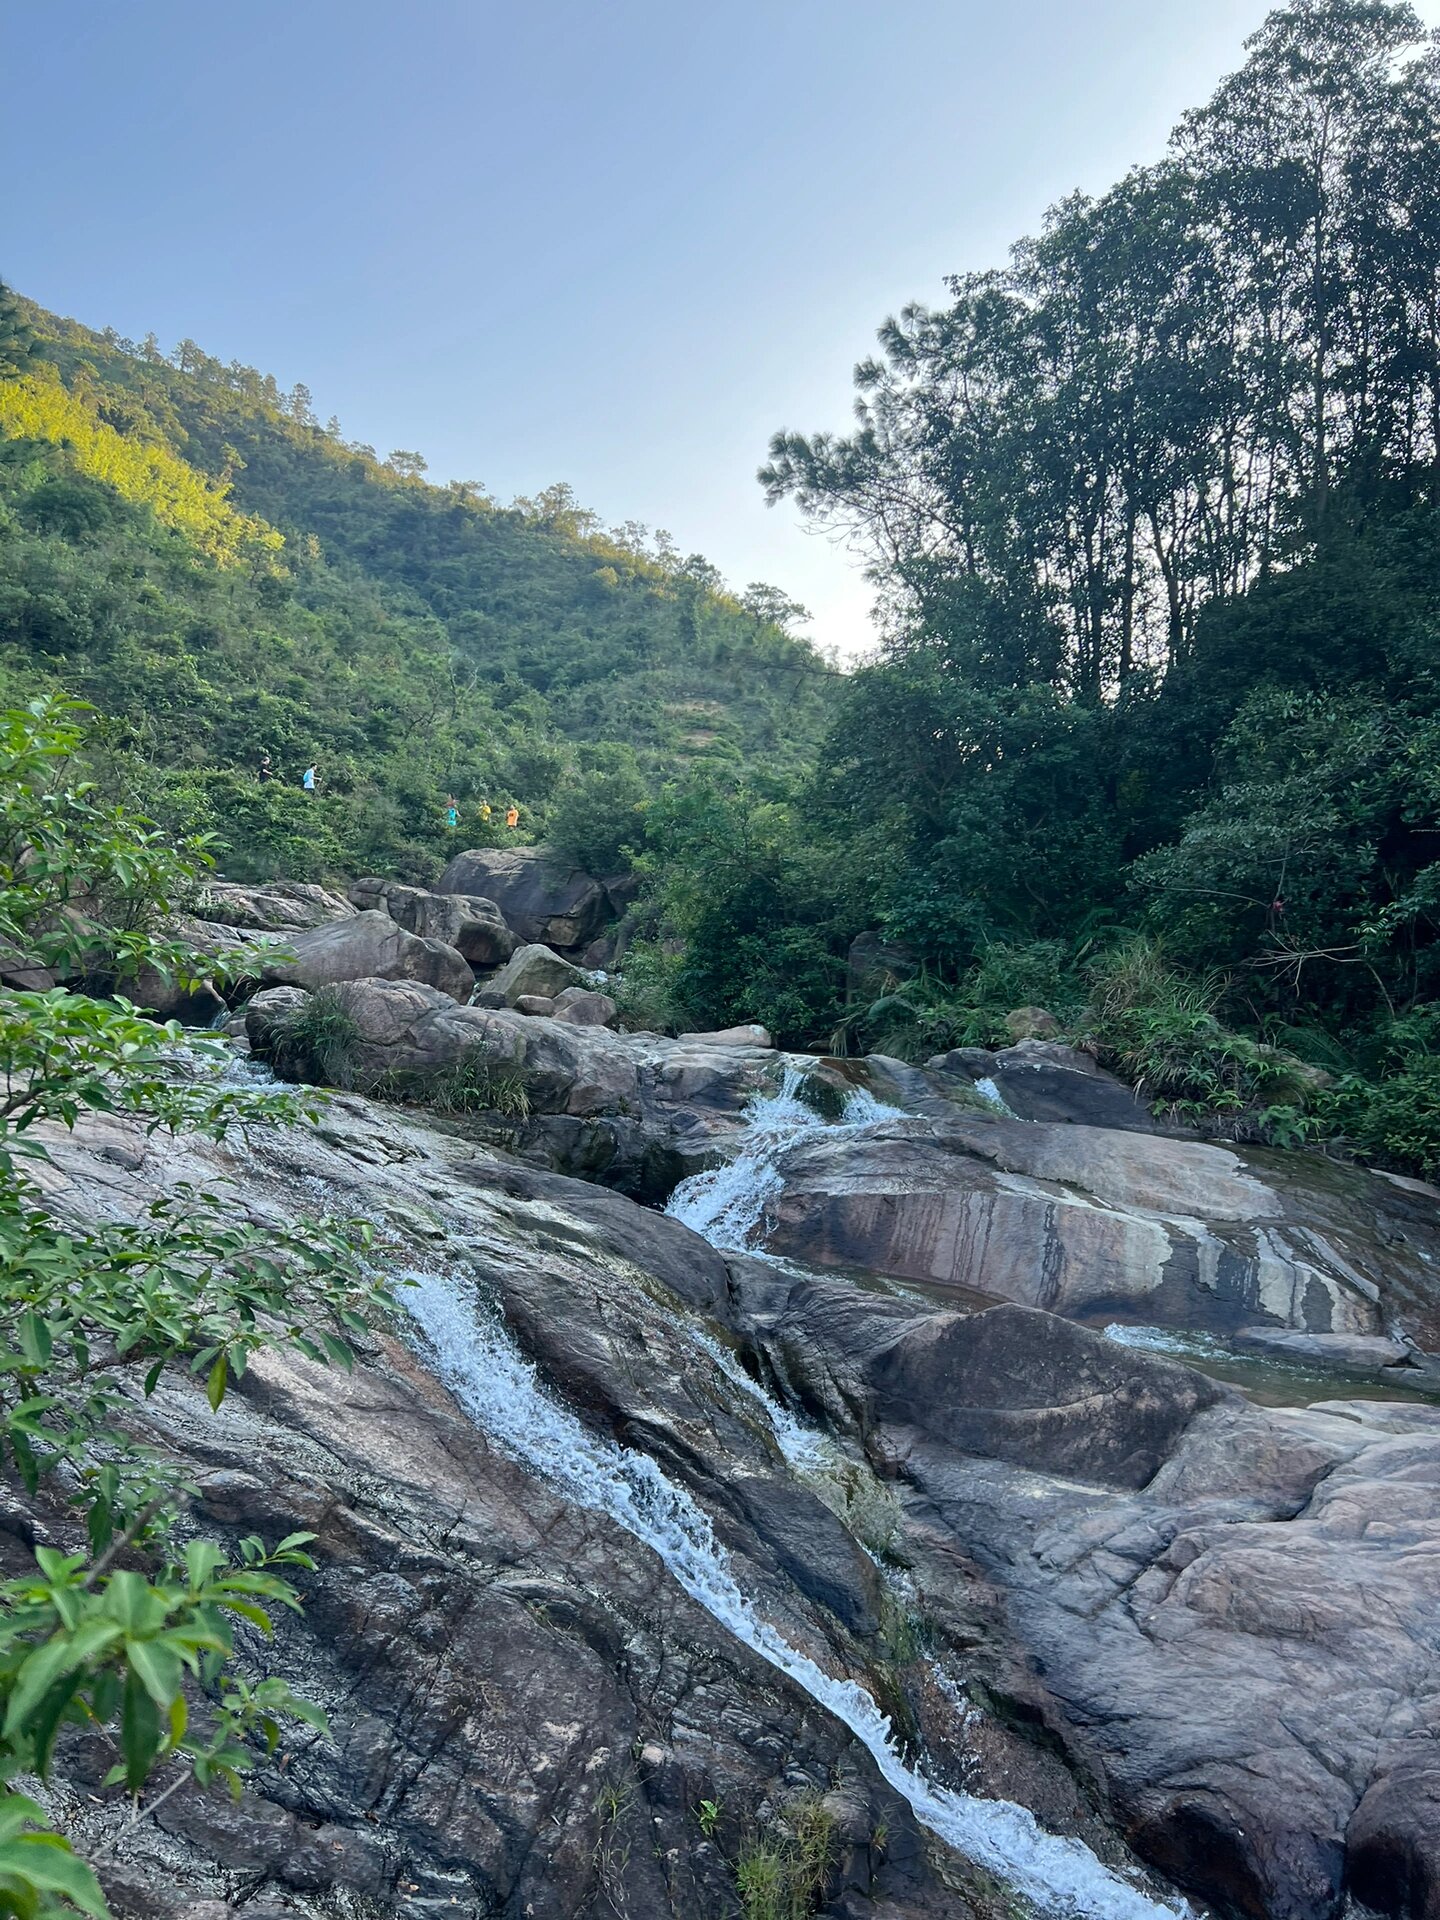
20;1027;1440;1920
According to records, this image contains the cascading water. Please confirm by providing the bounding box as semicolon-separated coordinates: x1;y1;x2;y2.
664;1065;900;1253
404;1265;1184;1920
397;1069;1187;1918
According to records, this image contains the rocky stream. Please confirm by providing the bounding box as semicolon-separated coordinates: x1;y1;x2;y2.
17;856;1440;1920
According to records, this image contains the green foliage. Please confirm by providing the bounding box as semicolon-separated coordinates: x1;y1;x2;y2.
0;296;834;889
0;280;39;383
262;986;365;1090
636;775;848;1047
734;1794;834;1920
544;746;650;876
609;938;688;1036
0;373;280;568
374;1053;532;1119
0;701;386;1914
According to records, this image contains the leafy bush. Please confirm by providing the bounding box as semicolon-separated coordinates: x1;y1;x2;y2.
1080;938;1321;1134
610;938;689;1036
1322;1062;1440;1179
263;986;365;1089
544;747;650;876
0;699;387;1914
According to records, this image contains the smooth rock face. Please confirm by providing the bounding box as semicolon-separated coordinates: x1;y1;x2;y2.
679;1022;774;1048
488;941;589;1005
349;877;517;968
260;910;474;1002
195;880;355;932
934;1038;1178;1133
733;1261;1440;1920
763;1112;1440;1345
552;985;617;1026
1233;1325;1416;1370
437;848;609;951
29;1099;977;1920
513;992;557;1015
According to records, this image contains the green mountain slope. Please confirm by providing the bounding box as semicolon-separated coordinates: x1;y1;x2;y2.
0;290;833;880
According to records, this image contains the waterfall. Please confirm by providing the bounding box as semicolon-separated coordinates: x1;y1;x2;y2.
398;1069;1187;1916
664;1065;901;1253
404;1265;1185;1919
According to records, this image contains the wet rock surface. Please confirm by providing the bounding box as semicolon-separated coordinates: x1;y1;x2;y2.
726;1260;1440;1920
18;1024;1440;1920
761;1109;1440;1350
29;1098;1002;1920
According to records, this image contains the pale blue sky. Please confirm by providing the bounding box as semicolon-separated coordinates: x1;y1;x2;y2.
7;2;1439;654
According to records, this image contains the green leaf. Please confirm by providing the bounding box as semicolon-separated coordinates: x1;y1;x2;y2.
16;1311;52;1367
206;1351;228;1411
121;1665;162;1792
4;1622;122;1742
125;1637;184;1712
0;1830;110;1914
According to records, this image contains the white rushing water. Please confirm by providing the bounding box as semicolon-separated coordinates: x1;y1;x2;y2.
404;1265;1183;1920
663;1065;900;1253
398;1069;1187;1918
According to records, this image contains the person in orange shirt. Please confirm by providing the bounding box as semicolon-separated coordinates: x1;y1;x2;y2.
505;805;520;830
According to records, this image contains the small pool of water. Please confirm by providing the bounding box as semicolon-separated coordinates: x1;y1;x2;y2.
1098;1318;1440;1409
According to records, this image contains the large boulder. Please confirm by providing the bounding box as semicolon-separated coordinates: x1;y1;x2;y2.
259;910;473;1002
679;1022;774;1049
553;986;617;1028
194;880;355;933
242;985;311;1053
730;1255;1440;1920
437;848;610;950
488;942;589;1006
932;1037;1178;1133
349;879;516;969
761;1110;1440;1348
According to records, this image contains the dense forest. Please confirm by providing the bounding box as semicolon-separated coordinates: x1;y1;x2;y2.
632;0;1440;1174
0;287;832;881
2;0;1438;1176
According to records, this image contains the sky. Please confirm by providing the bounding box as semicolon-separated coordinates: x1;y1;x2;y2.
6;0;1440;659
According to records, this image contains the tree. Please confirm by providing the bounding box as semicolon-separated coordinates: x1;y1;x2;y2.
0;280;37;381
742;584;812;634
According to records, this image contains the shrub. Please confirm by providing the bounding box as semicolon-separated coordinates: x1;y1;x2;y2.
265;986;365;1089
0;699;388;1913
1080;937;1320;1133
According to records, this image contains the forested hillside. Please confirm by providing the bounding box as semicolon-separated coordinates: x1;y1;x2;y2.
0;287;832;880
635;0;1440;1175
